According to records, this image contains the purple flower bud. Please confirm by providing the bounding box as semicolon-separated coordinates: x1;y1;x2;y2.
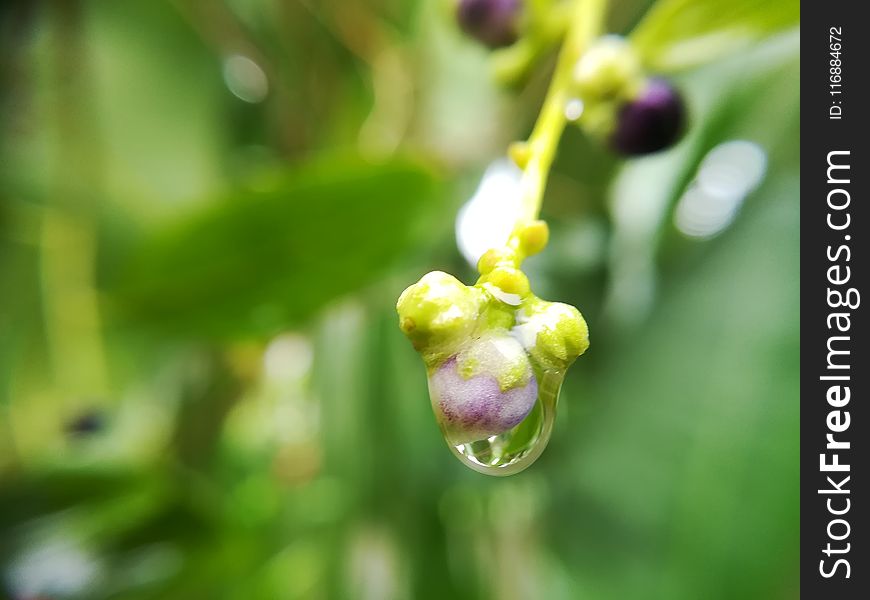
611;78;685;156
456;0;521;49
429;353;537;444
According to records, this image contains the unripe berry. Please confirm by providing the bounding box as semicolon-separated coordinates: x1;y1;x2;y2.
456;0;521;49
573;36;642;101
429;335;537;443
611;78;685;156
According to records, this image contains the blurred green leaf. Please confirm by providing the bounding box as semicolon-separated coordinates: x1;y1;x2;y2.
102;157;444;338
630;0;799;72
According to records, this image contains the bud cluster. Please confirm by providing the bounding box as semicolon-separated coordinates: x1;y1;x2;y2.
396;237;589;443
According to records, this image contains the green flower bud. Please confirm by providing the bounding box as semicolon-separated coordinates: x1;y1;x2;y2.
396;271;484;366
514;299;589;371
573;36;643;102
478;265;530;298
517;220;549;257
477;247;517;274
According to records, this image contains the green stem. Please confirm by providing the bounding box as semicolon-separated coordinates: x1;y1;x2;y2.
508;0;607;250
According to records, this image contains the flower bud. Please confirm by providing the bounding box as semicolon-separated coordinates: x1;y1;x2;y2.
514;300;589;371
429;334;537;443
573;36;642;101
477;247;517;274
397;271;483;364
456;0;522;49
517;220;549;257
479;265;530;298
611;78;685;156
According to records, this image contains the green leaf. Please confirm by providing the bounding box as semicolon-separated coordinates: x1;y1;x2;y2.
102;157;444;338
629;0;799;72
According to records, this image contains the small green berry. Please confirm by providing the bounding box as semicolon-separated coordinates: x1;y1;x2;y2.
573;36;643;102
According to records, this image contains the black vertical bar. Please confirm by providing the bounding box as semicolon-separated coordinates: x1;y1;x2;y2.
802;3;868;597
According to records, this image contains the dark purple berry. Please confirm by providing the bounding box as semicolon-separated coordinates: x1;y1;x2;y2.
457;0;521;49
611;78;686;156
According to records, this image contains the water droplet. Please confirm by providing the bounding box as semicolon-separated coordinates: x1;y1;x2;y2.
430;364;564;476
564;98;584;121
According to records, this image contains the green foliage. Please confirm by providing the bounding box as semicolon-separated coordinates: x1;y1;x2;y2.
630;0;800;71
104;158;444;338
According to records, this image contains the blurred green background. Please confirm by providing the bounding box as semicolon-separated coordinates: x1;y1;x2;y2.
0;1;798;599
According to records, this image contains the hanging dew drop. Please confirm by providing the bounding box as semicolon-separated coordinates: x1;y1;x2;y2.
436;367;564;476
564;98;585;122
426;332;566;476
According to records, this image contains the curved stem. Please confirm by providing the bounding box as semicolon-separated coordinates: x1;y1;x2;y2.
508;0;607;252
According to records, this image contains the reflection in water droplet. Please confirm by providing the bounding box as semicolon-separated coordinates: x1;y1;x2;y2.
431;367;564;476
564;98;584;122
